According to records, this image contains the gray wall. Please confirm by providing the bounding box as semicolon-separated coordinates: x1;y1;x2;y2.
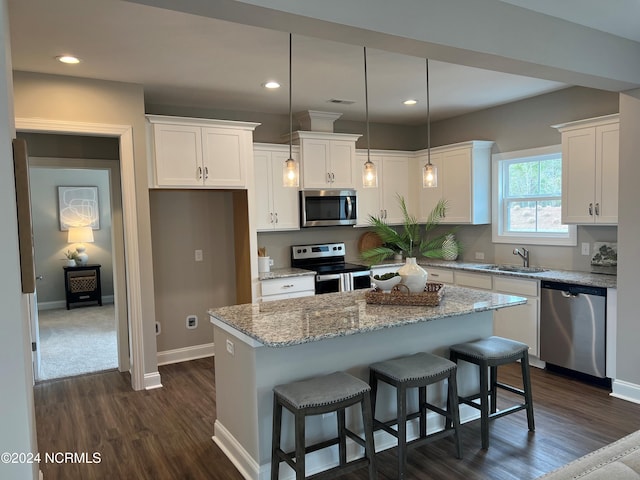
28;166;114;306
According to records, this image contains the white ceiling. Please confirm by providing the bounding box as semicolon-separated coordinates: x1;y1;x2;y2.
7;0;638;125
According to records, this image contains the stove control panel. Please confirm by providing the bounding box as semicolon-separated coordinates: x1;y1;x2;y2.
292;243;345;260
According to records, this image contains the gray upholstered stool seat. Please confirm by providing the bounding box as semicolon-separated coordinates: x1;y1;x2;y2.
369;352;462;480
271;371;377;480
449;335;535;449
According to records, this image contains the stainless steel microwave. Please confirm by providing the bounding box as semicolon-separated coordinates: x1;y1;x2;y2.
300;190;358;227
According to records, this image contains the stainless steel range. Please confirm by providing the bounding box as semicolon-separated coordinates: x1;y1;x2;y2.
291;242;371;294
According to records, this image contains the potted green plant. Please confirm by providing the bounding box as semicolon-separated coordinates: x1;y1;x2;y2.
65;249;79;267
361;195;457;265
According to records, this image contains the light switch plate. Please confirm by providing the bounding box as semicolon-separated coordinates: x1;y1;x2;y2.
195;249;203;262
581;243;590;256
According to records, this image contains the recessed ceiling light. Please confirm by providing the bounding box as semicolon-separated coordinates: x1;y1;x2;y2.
263;81;281;89
403;99;418;105
56;55;80;64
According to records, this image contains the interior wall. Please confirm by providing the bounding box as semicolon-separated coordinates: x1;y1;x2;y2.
149;190;236;352
28;166;114;306
12;71;159;377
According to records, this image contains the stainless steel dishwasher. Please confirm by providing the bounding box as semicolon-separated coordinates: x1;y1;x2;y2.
540;281;607;378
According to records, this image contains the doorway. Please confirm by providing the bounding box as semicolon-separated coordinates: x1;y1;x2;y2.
27;157;120;381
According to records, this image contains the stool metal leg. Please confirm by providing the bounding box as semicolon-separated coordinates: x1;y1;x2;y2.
294;410;305;480
337;408;347;466
521;351;536;432
361;393;378;480
419;385;427;438
271;397;282;480
448;369;463;459
397;383;408;479
479;359;490;450
490;365;498;414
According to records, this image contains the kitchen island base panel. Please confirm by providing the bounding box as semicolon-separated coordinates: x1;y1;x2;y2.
211;310;493;480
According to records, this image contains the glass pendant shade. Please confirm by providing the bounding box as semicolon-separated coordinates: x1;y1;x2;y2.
423;163;438;188
283;157;299;187
282;33;299;188
362;159;377;188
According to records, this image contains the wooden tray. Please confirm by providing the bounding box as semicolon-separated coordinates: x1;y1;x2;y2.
365;282;445;306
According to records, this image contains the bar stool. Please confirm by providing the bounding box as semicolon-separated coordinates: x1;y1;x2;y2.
369;352;462;479
449;336;535;449
271;371;377;480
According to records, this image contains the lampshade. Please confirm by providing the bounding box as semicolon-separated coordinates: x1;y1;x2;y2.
67;226;94;244
422;58;438;188
282;33;299;188
362;46;378;188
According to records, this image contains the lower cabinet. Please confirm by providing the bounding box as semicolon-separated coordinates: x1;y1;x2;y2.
423;266;454;284
260;276;315;302
454;270;539;357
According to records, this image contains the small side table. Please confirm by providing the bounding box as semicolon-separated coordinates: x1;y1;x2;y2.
63;264;102;310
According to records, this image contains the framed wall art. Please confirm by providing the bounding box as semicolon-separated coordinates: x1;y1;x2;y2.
58;186;100;231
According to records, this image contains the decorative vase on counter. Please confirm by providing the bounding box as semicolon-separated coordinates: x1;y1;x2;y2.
442;234;459;261
397;257;428;293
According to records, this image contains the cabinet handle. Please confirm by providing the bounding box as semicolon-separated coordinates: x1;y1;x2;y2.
270;213;274;224
327;172;331;183
384;209;388;219
274;212;278;223
204;166;209;180
431;273;439;277
282;284;294;289
197;166;203;180
595;203;600;216
588;203;593;216
332;172;335;182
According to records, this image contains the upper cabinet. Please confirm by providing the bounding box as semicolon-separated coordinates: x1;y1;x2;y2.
253;144;300;232
554;114;619;225
415;141;493;224
292;131;361;189
147;115;259;189
354;151;411;226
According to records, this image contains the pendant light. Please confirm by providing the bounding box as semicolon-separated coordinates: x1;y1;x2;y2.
422;58;438;188
283;33;299;187
362;46;378;188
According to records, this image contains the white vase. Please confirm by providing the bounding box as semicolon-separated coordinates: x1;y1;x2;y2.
442;234;459;261
67;259;76;267
397;257;428;293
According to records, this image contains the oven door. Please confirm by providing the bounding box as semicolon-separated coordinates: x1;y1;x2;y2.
352;270;372;290
315;273;341;294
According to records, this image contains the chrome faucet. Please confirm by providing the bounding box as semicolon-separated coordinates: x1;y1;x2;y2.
513;247;529;267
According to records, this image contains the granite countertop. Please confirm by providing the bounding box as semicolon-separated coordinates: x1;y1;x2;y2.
372;260;617;289
209;287;526;347
258;267;316;281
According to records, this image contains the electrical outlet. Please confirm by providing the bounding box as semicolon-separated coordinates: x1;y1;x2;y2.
155;322;161;335
581;242;590;256
226;339;234;356
475;252;485;260
186;315;198;329
195;249;203;262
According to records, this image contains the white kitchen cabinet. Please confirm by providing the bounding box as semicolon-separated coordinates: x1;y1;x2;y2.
253;144;300;231
454;271;493;290
415;141;493;224
492;276;539;357
355;151;411;226
147;115;259;188
293;131;361;189
423;266;454;284
260;275;315;302
554;114;619;225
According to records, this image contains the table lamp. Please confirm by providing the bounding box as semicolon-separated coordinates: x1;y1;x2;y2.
67;226;94;265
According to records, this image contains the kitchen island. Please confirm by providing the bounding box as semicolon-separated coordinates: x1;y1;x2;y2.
209;286;526;480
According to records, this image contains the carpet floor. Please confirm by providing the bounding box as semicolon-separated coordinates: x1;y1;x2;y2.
37;304;118;381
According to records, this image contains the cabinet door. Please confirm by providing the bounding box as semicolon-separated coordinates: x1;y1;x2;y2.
201;127;246;188
494;299;539;356
354;153;382;226
562;128;597;223
253;149;275;231
329;140;355;188
442;148;472;223
301;139;331;188
153;124;203;187
381;156;410;224
595;123;619;224
270;151;300;231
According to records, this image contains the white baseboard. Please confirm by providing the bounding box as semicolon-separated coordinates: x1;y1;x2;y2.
37;295;114;311
143;372;163;390
213;420;259;480
156;343;215;366
611;379;640;404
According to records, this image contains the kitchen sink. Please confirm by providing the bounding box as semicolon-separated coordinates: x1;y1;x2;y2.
475;264;548;274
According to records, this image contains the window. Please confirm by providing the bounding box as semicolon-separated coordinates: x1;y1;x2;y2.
492;145;576;246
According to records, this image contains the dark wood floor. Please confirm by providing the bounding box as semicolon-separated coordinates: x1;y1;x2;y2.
35;358;640;480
